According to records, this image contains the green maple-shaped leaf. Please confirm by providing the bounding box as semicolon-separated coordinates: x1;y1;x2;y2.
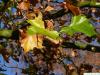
60;15;96;37
27;12;59;40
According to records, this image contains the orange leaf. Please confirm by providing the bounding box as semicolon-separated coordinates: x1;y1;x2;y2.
46;20;54;30
18;2;30;10
21;34;43;53
66;2;80;15
26;13;36;19
45;6;54;12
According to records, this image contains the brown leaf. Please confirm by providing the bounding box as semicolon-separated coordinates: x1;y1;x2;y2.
26;13;36;19
71;50;78;57
97;34;100;41
65;2;80;15
20;34;43;53
95;25;100;41
46;20;54;30
18;2;30;10
45;6;54;12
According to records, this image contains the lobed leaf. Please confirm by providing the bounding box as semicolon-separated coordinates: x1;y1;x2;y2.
60;15;96;37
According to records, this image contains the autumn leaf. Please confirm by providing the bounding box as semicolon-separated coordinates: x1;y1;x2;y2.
21;34;43;53
26;13;36;19
65;1;80;15
46;20;54;30
45;6;54;12
22;12;60;52
18;2;30;10
20;12;44;52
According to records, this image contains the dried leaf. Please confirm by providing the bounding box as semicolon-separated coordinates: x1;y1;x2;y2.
26;13;36;19
66;2;80;15
18;2;30;10
21;35;43;53
45;6;54;12
46;20;54;30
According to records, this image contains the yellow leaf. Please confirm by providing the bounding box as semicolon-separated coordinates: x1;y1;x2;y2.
45;6;54;12
21;34;43;53
20;12;45;53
